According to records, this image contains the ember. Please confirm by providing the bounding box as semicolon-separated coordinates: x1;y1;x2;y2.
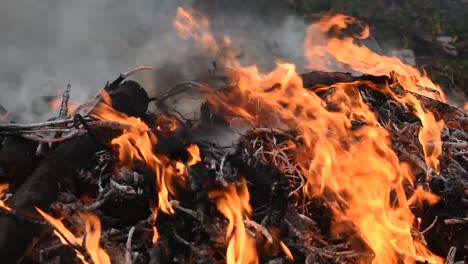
0;5;467;264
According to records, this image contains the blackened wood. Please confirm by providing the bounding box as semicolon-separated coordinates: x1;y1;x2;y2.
300;71;356;88
0;136;39;188
0;79;151;263
0;134;105;263
106;80;149;118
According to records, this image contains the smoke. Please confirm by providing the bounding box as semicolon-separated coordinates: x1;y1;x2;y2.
0;0;184;122
0;0;311;123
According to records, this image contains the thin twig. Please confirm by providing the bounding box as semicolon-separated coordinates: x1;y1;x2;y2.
121;66;153;79
421;216;438;235
21;131;86;143
59;84;71;118
243;219;273;244
0;118;89;131
444;246;457;264
125;226;136;264
444;217;468;225
0;208;49;226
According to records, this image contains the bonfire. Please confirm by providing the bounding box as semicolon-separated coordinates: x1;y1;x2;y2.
0;7;466;264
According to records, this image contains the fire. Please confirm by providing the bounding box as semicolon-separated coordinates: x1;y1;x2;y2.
304;14;445;173
0;183;11;211
305;14;446;101
208;178;258;264
36;208;110;264
186;144;201;166
92;98;178;214
174;7;237;67
92;91;202;237
174;7;444;263
174;7;233;56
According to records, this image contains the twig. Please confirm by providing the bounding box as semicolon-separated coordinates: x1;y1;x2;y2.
59;84;71;118
150;81;204;103
216;153;229;187
125;226;136;264
303;245;335;259
121;66;153;79
444;217;468;225
0;118;90;131
421;216;438;235
396;144;434;175
169;200;200;221
298;213;317;226
444;246;457;264
21;131;86;143
243;219;273;244
82;188;115;211
251;127;298;142
0;208;49;226
110;180;136;195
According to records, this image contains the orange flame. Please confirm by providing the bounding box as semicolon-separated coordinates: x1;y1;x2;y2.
0;183;11;211
92;99;178;214
91;93;203;229
174;7;236;66
151;207;160;244
305;14;446;101
36;208;110;264
186;144;201;166
208;178;258;264
174;7;444;263
279;241;293;262
305;15;445;173
174;7;219;53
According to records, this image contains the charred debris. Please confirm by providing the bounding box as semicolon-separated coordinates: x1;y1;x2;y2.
0;67;466;264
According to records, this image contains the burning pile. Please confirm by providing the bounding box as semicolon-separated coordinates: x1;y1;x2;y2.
0;7;467;264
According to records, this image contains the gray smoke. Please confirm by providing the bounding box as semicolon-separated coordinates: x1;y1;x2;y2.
0;0;310;123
